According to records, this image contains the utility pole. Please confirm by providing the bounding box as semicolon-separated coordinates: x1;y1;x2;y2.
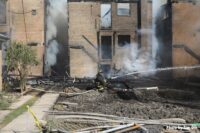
21;0;28;43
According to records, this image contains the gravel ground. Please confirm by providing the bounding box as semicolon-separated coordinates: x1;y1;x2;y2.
55;88;200;123
49;87;200;132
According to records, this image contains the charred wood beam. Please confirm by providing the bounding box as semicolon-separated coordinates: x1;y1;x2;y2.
148;0;197;4
137;0;141;48
26;74;164;91
69;45;98;63
171;0;198;4
68;0;139;3
173;44;200;63
69;45;84;49
82;35;98;50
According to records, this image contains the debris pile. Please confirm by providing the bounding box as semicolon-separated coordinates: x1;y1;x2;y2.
46;111;199;133
45;88;200;133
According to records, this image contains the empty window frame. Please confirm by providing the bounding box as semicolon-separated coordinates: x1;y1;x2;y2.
0;0;6;24
117;3;130;16
32;9;37;16
101;4;112;29
101;36;112;60
118;35;130;47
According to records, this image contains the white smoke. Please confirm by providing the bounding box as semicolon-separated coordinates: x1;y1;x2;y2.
137;28;153;35
113;0;165;77
45;0;68;74
46;40;59;66
46;17;57;43
113;43;156;76
152;0;163;59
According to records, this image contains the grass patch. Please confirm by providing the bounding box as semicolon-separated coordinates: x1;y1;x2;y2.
0;93;18;110
0;100;10;110
0;94;41;128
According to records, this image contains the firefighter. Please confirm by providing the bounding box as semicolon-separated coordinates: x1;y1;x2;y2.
95;70;107;92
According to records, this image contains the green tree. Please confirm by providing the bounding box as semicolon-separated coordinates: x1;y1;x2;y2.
6;41;38;93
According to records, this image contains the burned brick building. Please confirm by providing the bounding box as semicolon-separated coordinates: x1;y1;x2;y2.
69;0;143;77
172;1;200;77
0;0;45;77
0;0;200;80
69;0;171;77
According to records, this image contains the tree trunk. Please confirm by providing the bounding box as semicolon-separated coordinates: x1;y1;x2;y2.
18;68;27;95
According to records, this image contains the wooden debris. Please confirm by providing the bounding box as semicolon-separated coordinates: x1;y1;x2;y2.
159;118;186;124
31;88;94;97
46;111;187;125
46;111;128;119
57;102;78;106
75;125;119;133
135;86;159;91
47;111;197;133
115;124;141;133
60;90;95;97
99;123;137;133
53;115;123;123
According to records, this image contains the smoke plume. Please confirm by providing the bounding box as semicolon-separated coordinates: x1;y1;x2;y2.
113;1;165;77
45;0;68;75
113;43;156;76
152;0;163;60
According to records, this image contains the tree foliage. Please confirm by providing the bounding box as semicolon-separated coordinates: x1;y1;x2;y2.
6;41;38;93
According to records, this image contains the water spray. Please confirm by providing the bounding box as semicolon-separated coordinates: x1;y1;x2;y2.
111;65;200;79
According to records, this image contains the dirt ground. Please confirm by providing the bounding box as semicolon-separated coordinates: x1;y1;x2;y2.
55;88;200;123
50;87;200;132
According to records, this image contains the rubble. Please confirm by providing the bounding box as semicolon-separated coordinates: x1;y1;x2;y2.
45;88;200;133
46;110;199;133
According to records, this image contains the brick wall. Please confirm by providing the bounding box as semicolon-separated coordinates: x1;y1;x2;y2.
0;0;45;76
172;2;200;77
68;2;99;77
141;0;152;50
112;3;137;31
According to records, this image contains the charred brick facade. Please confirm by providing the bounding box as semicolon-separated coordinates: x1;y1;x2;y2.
0;0;200;80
